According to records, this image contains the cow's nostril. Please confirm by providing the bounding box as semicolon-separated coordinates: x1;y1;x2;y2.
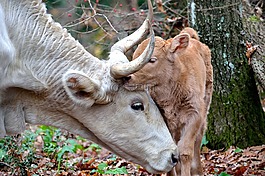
123;76;132;82
171;153;179;165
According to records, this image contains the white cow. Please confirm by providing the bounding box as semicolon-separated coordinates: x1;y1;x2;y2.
0;0;178;173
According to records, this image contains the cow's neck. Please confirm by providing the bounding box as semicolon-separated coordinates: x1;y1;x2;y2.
3;1;107;92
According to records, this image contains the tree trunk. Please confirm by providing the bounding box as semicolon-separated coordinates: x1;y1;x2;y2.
189;0;265;149
242;0;265;90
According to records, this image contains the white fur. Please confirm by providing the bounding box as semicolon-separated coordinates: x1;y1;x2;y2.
0;3;15;77
62;70;99;108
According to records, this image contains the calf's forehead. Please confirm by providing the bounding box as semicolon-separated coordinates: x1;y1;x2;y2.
133;37;165;59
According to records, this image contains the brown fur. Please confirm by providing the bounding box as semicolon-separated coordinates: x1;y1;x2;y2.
126;27;213;176
180;27;200;41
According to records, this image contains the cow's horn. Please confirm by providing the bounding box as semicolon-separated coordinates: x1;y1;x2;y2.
110;0;155;79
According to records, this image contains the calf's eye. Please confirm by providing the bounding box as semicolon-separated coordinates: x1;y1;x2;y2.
131;102;144;111
149;57;157;63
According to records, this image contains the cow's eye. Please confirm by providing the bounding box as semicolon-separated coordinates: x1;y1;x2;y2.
149;57;157;63
131;102;144;111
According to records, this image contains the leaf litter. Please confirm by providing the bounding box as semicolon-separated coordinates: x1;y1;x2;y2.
0;126;264;176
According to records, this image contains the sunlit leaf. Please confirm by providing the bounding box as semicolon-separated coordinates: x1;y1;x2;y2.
219;172;231;176
234;147;243;153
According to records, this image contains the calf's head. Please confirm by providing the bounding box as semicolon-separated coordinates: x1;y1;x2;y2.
126;33;192;89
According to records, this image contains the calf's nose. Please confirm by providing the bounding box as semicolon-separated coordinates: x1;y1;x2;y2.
171;153;179;165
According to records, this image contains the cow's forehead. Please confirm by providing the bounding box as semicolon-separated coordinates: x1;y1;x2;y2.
144;88;156;104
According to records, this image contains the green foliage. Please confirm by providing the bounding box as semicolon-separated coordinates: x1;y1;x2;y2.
87;143;102;153
57;139;84;170
0;136;13;163
0;134;37;175
108;154;117;161
91;162;128;175
138;0;147;7
43;0;66;10
248;15;261;22
37;125;62;156
0;125;126;175
219;172;232;176
0;126;86;173
105;166;128;174
201;135;209;148
234;147;243;153
36;125;88;171
0;148;6;160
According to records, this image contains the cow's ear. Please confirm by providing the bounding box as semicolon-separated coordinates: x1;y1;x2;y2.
169;33;190;53
62;70;100;107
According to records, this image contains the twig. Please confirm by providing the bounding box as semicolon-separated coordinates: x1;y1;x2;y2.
197;2;241;12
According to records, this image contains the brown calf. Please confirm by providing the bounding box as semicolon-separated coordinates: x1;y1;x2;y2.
125;27;213;176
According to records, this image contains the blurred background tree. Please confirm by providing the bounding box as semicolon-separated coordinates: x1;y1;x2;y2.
44;0;265;149
44;0;190;59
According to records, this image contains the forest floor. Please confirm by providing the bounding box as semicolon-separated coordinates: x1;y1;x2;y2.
0;126;264;176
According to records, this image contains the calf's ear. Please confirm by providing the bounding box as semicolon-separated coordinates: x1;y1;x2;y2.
169;33;190;53
62;70;101;107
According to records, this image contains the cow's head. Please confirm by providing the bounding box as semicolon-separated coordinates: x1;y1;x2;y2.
0;0;179;174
